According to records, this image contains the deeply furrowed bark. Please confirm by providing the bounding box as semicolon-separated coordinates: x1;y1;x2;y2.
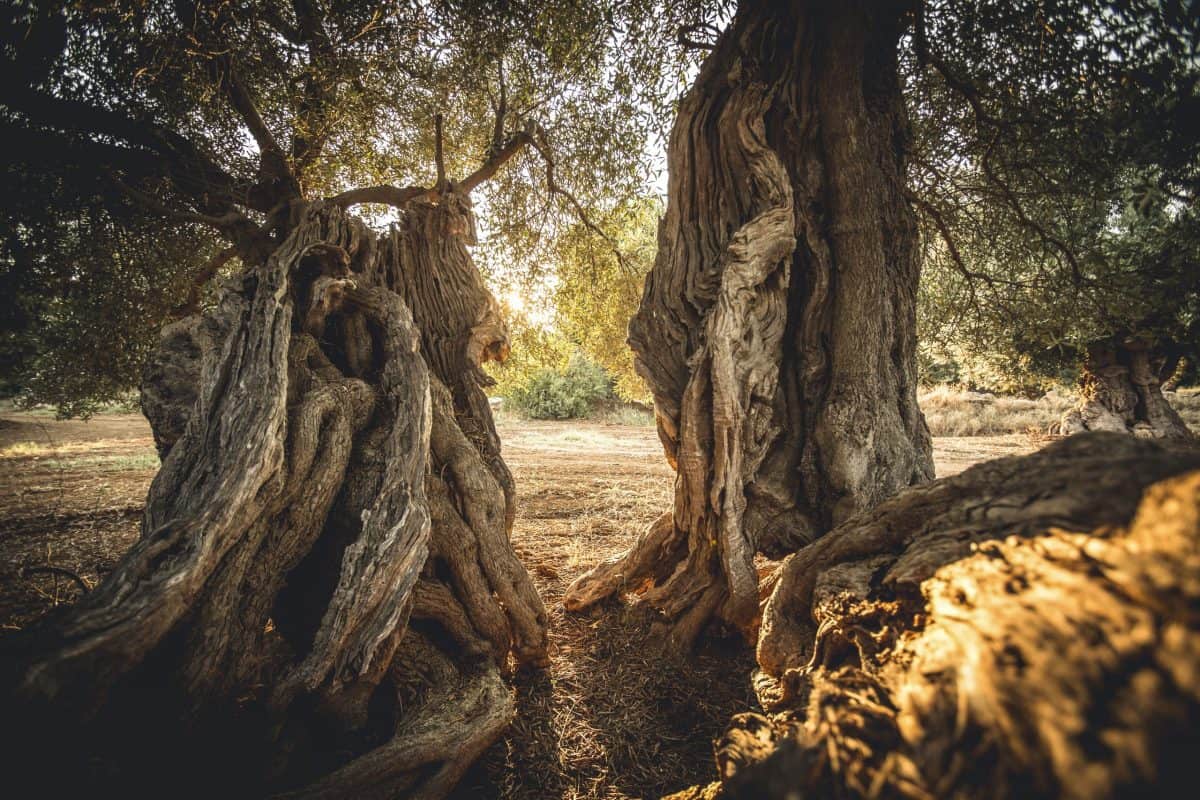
1060;338;1193;440
2;195;544;797
565;0;932;651
669;433;1200;799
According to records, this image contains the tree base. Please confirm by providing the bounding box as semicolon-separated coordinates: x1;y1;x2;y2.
2;198;544;799
563;513;762;654
670;433;1200;799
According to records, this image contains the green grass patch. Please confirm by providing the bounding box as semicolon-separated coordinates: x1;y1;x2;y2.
40;453;160;471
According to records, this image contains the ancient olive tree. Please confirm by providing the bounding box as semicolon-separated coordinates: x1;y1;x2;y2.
566;0;934;650
908;0;1199;438
574;2;1200;795
566;0;1200;649
0;0;706;794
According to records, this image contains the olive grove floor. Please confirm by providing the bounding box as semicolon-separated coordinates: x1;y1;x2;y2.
0;408;1037;798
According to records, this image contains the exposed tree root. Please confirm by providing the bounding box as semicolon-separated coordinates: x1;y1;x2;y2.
286;632;513;800
669;433;1200;799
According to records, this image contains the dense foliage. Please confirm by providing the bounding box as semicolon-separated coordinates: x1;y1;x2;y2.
0;0;723;413
483;196;657;409
504;353;613;419
2;0;1196;408
551;198;658;401
908;0;1200;392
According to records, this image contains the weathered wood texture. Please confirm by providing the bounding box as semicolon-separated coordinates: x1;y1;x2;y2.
1061;339;1193;440
565;0;932;650
671;433;1200;799
2;196;543;798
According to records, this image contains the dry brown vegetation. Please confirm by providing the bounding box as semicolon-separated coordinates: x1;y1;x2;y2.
920;386;1200;437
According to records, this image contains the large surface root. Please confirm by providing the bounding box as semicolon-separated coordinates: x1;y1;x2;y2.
286;631;514;800
670;433;1200;799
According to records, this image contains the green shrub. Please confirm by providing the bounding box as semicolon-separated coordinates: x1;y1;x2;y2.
507;354;613;419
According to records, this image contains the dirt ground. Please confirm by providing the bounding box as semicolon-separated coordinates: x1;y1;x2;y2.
0;410;1037;798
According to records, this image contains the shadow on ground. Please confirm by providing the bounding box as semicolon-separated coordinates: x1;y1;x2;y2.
452;600;757;800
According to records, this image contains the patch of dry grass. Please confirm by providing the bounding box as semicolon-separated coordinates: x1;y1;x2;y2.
1173;387;1200;430
920;386;1074;437
920;385;1200;437
1;438;156;459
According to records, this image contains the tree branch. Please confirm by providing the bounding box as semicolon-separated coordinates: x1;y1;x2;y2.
528;126;629;272
218;60;283;161
288;0;338;169
489;60;507;157
458;130;535;195
980;137;1086;286
213;55;301;199
330;115;628;282
0;86;272;216
435;113;447;190
912;3;995;130
112;177;268;260
171;246;239;318
262;6;304;44
292;0;333;51
677;23;720;50
328;185;434;209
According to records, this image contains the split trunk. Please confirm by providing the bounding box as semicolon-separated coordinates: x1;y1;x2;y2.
2;194;545;798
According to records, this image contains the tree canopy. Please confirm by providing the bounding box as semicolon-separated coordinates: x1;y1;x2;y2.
907;0;1200;392
0;0;723;413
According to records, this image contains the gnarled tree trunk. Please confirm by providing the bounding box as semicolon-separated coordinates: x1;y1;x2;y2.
1061;337;1192;439
565;0;932;651
2;194;545;798
671;432;1200;799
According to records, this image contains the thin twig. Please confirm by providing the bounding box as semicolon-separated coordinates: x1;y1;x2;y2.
529;125;629;272
22;565;92;595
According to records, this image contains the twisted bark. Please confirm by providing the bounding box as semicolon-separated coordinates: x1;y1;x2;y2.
1060;338;1192;440
565;0;932;651
2;195;544;797
671;433;1200;799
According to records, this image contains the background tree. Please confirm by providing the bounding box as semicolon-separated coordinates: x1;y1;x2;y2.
484;198;660;415
906;0;1200;437
552;197;661;403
